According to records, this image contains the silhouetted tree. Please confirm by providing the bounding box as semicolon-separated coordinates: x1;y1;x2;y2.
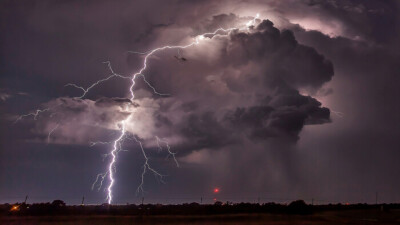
287;200;312;215
214;201;223;206
51;200;66;208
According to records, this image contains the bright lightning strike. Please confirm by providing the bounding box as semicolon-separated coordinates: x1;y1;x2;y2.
106;117;129;202
16;13;261;204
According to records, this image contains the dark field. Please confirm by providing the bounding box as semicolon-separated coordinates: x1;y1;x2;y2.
2;209;400;225
2;202;400;225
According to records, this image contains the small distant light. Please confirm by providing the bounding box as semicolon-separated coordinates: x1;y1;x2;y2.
213;198;217;201
10;205;20;212
214;188;219;193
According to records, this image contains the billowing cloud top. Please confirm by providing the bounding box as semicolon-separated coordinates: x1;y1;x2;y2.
32;17;333;158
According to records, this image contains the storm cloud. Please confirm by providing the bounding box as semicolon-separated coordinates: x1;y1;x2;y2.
27;18;334;158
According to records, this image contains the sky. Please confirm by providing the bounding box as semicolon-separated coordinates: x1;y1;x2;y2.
0;0;399;205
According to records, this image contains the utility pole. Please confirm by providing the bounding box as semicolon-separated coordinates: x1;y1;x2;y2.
81;196;85;206
24;195;28;204
141;197;144;205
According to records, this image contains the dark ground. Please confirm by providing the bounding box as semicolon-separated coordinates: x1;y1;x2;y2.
1;202;400;224
2;210;400;225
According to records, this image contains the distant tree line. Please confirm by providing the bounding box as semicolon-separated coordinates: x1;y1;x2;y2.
1;199;398;216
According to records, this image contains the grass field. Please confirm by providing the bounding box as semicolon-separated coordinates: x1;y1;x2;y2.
1;209;400;225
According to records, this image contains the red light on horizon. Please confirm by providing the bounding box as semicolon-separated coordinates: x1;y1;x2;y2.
214;188;219;193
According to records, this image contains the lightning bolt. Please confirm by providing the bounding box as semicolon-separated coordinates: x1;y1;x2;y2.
14;108;50;123
47;123;60;143
92;172;108;191
156;136;179;167
16;13;261;204
106;117;129;202
14;102;63;123
331;110;344;118
65;61;131;99
132;135;165;194
89;141;112;147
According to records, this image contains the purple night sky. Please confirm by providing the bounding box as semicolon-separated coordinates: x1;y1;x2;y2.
1;0;399;205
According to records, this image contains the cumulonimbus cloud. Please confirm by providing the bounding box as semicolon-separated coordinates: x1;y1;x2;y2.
29;16;333;157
